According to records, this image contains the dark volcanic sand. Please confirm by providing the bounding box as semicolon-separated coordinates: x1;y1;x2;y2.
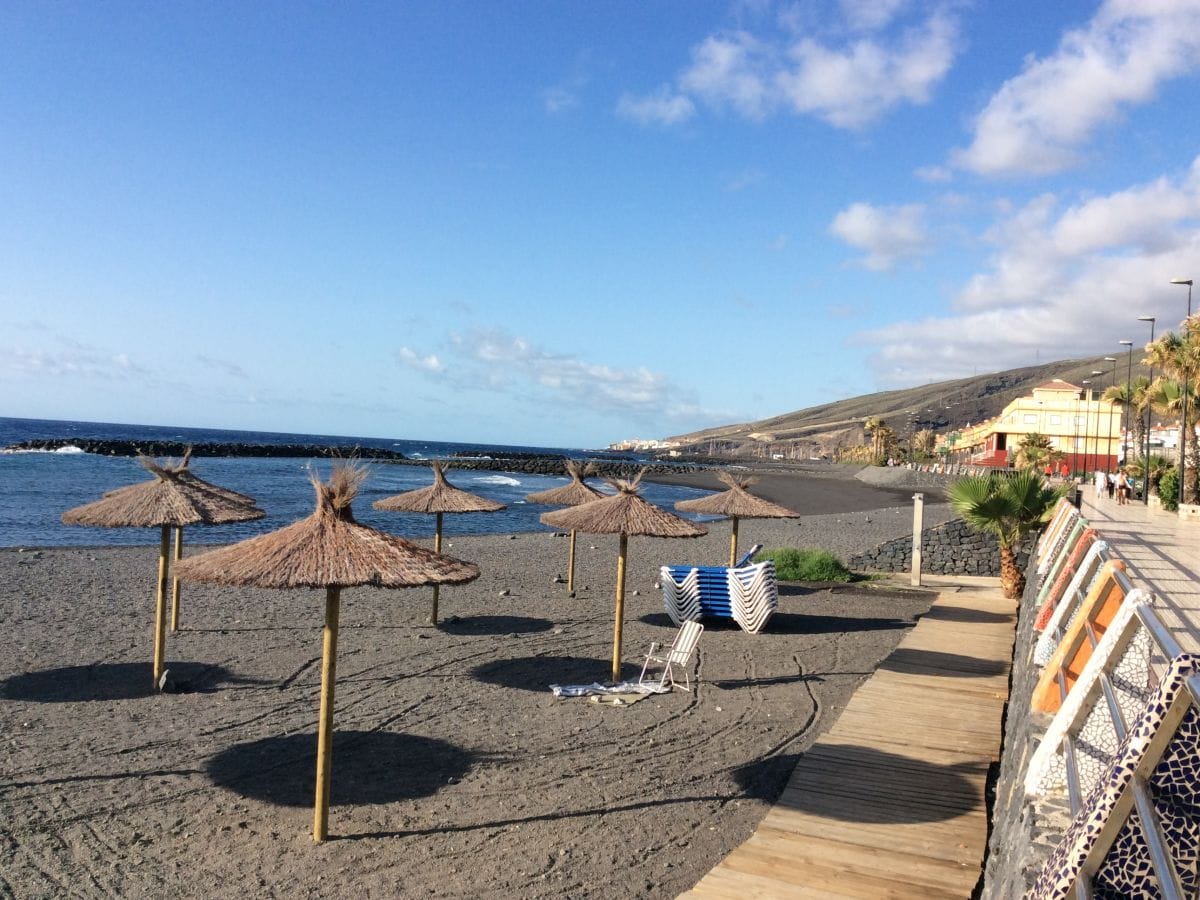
650;462;944;515
0;472;953;899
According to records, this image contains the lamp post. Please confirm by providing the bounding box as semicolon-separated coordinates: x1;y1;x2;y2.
1080;380;1091;475
1102;357;1118;474
1139;316;1156;504
1089;370;1103;473
1119;340;1133;467
1170;278;1193;506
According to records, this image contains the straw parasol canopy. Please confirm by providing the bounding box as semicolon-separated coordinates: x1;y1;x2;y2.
93;449;263;632
540;471;706;683
62;453;263;687
675;470;800;566
524;459;603;592
372;461;504;625
176;465;480;842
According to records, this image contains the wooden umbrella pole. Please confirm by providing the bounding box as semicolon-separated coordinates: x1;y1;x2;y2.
170;526;183;632
729;516;740;567
611;532;628;684
568;529;577;592
152;525;170;688
313;586;341;843
429;512;443;626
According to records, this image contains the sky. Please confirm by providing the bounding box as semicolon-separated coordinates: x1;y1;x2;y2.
2;1;1200;449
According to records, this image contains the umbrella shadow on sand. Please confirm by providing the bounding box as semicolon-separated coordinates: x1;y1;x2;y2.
637;611;914;635
0;661;244;702
438;615;555;636
470;655;639;692
206;731;476;808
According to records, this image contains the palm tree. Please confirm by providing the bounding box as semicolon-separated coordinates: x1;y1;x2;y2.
1126;454;1175;499
1102;375;1148;461
912;428;937;459
1145;325;1200;503
1014;433;1055;471
863;417;884;462
948;471;1065;599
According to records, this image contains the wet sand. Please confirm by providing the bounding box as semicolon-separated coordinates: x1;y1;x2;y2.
0;474;956;899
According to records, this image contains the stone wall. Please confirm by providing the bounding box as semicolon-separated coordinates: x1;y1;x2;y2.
848;518;1031;576
978;559;1072;897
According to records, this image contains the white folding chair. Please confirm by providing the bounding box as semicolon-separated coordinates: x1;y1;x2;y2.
638;621;704;692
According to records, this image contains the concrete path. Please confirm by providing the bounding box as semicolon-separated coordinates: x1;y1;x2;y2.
1080;492;1200;652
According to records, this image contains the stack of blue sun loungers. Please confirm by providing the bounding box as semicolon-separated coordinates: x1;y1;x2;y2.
660;545;778;634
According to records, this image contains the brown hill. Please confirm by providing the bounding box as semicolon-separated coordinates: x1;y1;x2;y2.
666;354;1147;459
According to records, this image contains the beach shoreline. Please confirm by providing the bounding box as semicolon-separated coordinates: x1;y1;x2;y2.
0;472;958;898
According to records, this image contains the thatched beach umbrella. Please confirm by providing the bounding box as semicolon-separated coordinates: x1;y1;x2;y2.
540;473;706;683
100;450;262;632
372;461;504;625
62;455;264;688
176;466;480;842
524;459;602;592
675;471;801;566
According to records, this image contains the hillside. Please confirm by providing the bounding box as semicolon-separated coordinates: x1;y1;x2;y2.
666;353;1147;459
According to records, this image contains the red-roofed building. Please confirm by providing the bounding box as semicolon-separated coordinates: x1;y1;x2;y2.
941;379;1121;472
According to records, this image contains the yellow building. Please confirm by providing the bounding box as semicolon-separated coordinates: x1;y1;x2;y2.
941;379;1122;472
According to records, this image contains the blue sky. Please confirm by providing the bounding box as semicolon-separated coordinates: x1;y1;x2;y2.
2;1;1199;448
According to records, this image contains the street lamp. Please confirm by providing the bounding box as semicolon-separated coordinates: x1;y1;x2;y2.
1080;380;1091;475
1103;357;1118;474
1119;341;1133;467
1170;278;1193;507
1139;315;1156;504
1090;370;1104;473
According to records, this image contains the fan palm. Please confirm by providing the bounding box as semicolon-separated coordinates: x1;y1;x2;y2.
1106;375;1152;463
948;471;1065;599
912;428;937;459
1014;433;1055;471
1145;326;1200;503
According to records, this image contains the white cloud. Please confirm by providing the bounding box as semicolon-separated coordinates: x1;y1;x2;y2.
775;12;957;128
679;32;775;120
829;201;929;271
840;0;909;31
396;347;444;373
725;168;766;192
856;157;1200;385
195;354;249;379
623;7;960;130
542;86;578;114
953;0;1200;177
915;164;952;183
2;344;149;379
615;87;696;126
403;328;733;425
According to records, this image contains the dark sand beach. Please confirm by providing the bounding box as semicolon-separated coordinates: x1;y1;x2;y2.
0;467;956;898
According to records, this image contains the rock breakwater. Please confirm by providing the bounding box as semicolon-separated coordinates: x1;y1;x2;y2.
3;439;407;459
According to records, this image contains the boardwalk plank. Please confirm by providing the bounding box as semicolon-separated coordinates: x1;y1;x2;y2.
680;579;1013;899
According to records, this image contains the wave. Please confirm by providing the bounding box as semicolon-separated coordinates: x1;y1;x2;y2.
1;445;87;455
474;475;521;487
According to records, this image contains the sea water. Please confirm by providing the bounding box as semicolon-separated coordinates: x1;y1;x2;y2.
0;417;714;547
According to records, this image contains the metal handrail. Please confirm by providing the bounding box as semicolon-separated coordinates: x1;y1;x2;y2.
1037;535;1193;898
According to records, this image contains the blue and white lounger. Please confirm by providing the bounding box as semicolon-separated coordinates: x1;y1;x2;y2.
660;546;778;634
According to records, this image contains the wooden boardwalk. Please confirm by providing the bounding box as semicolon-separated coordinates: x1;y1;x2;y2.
682;577;1016;899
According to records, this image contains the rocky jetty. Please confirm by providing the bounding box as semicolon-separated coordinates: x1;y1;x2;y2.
3;439;704;477
3;439;407;459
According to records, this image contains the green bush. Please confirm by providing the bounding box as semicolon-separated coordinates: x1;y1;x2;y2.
1159;467;1180;512
754;547;853;582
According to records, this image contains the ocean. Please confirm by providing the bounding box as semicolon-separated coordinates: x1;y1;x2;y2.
0;417;714;548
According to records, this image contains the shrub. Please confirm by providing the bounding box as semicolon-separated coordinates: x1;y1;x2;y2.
754;547;852;582
1159;467;1180;512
